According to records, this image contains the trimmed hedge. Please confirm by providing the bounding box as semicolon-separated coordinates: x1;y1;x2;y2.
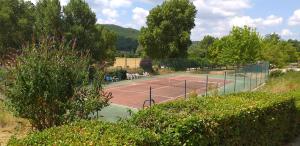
9;92;297;145
129;92;297;145
8;121;159;146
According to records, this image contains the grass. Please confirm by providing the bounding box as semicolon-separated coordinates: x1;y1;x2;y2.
0;98;31;145
261;71;300;93
0;100;14;127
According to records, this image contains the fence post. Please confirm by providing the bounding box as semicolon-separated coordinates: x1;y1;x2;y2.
224;71;227;95
234;69;237;93
150;86;152;107
250;71;252;91
255;65;258;88
184;80;187;98
260;64;264;84
244;70;246;90
205;75;208;97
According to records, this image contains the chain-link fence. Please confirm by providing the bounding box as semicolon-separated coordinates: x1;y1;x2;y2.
151;60;270;98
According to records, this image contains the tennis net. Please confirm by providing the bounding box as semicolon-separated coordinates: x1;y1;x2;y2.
146;78;220;89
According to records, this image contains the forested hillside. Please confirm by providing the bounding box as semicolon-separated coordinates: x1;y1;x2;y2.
100;24;139;53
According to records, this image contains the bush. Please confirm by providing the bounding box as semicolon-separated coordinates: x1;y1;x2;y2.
106;69;127;80
270;70;285;78
11;92;298;145
140;58;153;72
130;92;297;145
6;40;111;130
8;120;159;146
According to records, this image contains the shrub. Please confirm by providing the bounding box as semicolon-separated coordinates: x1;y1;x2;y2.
11;92;298;145
106;69;127;80
140;58;153;72
270;70;284;78
130;92;297;145
8;120;159;146
6;40;111;130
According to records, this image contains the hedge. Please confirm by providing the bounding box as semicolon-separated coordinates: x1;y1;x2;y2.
8;121;159;146
129;92;297;145
9;92;297;145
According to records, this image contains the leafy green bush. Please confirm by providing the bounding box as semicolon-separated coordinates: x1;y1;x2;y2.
159;58;198;71
10;92;297;145
6;40;110;130
130;92;297;145
8;120;159;146
106;69;127;80
270;70;284;78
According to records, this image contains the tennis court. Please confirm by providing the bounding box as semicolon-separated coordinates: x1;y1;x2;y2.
106;75;231;109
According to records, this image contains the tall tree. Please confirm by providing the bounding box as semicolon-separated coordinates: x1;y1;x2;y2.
63;0;96;52
188;35;216;66
209;26;262;66
35;0;63;38
139;0;197;60
63;0;116;63
0;0;35;58
261;34;298;67
288;39;300;52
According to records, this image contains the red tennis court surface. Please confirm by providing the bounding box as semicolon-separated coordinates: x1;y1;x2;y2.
106;76;230;109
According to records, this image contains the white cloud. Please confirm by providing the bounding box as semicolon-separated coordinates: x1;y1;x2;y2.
26;0;69;6
229;15;282;27
141;0;163;4
230;16;262;27
280;29;293;37
191;0;284;41
97;18;118;24
94;0;131;8
193;0;251;18
102;8;119;18
262;15;283;26
288;9;300;26
191;0;253;40
131;7;149;29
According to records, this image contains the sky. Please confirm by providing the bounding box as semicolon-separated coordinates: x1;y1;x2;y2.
28;0;300;41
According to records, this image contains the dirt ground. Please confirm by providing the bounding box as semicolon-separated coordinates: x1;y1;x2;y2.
0;118;31;146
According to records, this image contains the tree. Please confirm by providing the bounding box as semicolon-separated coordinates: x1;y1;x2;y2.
63;0;96;53
209;26;262;66
261;34;298;67
265;33;281;43
7;40;111;130
35;0;63;38
0;0;35;59
63;0;116;63
94;26;117;64
288;39;300;52
188;35;216;66
139;0;197;60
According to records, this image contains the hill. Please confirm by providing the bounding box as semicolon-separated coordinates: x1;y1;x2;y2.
101;24;139;53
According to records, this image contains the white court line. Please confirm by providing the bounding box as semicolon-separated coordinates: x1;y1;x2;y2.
112;85;186;99
107;77;220;103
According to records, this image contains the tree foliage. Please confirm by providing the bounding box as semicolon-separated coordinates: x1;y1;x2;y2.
0;0;35;58
261;33;298;67
35;0;63;38
0;0;117;64
6;40;111;130
139;0;197;59
188;35;216;66
209;26;262;66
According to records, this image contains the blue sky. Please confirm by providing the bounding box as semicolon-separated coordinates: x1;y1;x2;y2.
29;0;300;41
